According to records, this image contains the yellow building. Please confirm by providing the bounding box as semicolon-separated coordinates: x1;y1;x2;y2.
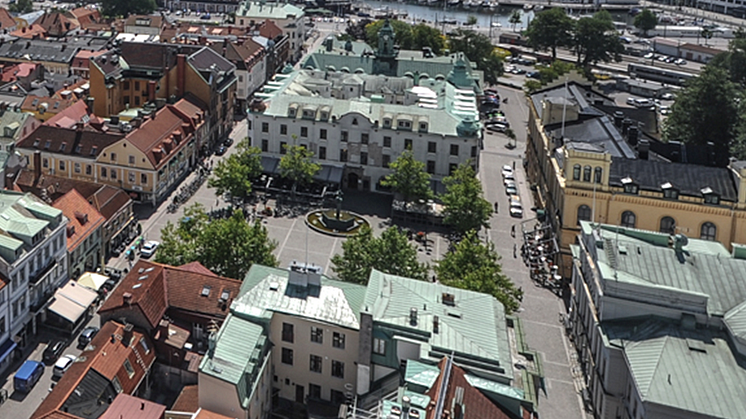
526;81;746;276
17;99;206;206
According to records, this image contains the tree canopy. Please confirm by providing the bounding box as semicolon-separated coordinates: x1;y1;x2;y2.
525;8;575;59
435;231;523;313
208;139;262;202
9;0;33;14
365;19;414;50
362;20;445;55
441;163;492;235
279;144;321;191
509;10;522;32
381;149;433;203
573;11;624;67
412;23;446;55
101;0;156;17
155;204;278;279
448;29;504;85
331;225;428;284
634;9;658;37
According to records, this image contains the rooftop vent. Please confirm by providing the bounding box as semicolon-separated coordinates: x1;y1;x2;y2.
409;308;418;326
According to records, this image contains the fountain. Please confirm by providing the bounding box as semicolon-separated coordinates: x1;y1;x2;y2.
306;191;370;237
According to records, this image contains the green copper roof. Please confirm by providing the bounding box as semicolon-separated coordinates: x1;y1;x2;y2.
363;270;511;377
233;264;367;330
604;318;746;418
199;314;268;407
404;359;441;389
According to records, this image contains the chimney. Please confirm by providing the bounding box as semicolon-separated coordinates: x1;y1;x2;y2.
621;118;632;136
141;402;145;410
110;115;119;125
628;126;639;146
122;323;134;347
86;97;94;112
613;111;624;127
123;292;132;305
638;139;650;160
433;316;439;334
147;80;156;102
177;54;186;96
33;150;41;181
409;308;418;326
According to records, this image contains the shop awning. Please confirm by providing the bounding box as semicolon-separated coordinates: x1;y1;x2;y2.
261;156;280;175
0;338;16;364
77;272;108;292
48;281;98;324
313;164;344;185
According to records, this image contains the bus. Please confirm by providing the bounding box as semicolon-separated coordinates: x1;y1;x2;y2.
627;63;696;86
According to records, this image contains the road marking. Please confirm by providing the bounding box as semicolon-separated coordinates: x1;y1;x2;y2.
277;218;298;261
325;238;339;275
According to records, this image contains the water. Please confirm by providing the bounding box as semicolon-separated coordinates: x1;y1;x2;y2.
359;0;536;28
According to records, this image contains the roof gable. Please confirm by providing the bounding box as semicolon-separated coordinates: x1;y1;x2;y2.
53;189;104;251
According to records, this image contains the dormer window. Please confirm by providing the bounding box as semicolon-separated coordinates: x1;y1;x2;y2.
662;182;678;199
397;120;412;130
701;187;720;205
383;117;392;128
419;122;428;132
622;177;638;194
33;139;40;148
44;140;51;150
320;111;329;121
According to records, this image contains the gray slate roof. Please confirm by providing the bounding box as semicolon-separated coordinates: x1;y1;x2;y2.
0;39;79;63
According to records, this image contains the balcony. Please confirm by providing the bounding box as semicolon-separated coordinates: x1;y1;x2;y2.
30;259;57;286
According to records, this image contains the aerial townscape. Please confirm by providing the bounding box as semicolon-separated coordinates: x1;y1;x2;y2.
0;0;744;417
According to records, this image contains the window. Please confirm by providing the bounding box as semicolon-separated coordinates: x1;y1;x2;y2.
101;167;107;178
0;316;4;336
311;327;323;343
704;193;720;205
86;165;92;175
660;216;676;234
572;164;581;181
134;81;140;91
281;347;293;365
382;154;391;168
577;205;592;225
123;359;135;378
320;129;327;139
471;146;477;158
111;170;117;180
319;146;326;160
594;167;603;183
621;211;636;228
404;139;413;150
428;142;436;153
663;187;679;200
622;177;638;194
123;81;130;90
129;155;135;164
427;160;435;174
450;144;459;156
383;136;392;148
134;96;141;106
309;354;322;373
361;133;369;144
331;360;344;378
59;160;65;171
700;222;717;241
141;173;147;184
301;127;308;137
262;122;269;133
352;118;358;125
280;142;287;155
331;390;345;404
140;337;150;354
583;166;591;182
262;139;269;152
373;338;386;355
341;131;348;142
282;323;294;343
129;172;135;183
111;152;117;162
340;149;348;162
309;383;321;399
332;332;345;349
74;162;81;173
360;152;368;165
43;158;49;168
449;163;458;175
112;376;122;393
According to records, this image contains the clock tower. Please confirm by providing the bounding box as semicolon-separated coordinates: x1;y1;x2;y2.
374;19;398;76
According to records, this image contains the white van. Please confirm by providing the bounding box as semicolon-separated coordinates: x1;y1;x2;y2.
633;98;653;108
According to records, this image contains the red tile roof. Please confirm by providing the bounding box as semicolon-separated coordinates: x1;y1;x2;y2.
70;7;100;28
99;394;166;419
31;321;156;419
99;260;241;329
72;49;107;71
1;63;38;83
17;124;123;157
36;11;80;37
10;23;46;39
259;20;283;40
21;95;75;115
194;409;236;419
171;384;200;413
0;8;17;31
89;185;131;221
179;261;217;276
53;189;105;252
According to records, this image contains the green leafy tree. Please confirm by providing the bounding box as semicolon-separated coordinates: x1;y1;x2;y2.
524;79;542;93
710;37;746;86
412;23;445;55
435;231;523;314
441;163;492;235
525;8;575;60
634;9;658;37
208;140;262;202
701;28;714;46
346;18;373;41
365;19;414;49
381;149;433;204
448;29;504;85
509;10;522;32
573;11;624;67
331;225;428;284
664;66;740;166
155;204;278;279
101;0;156;17
9;0;33;13
466;15;478;26
279;144;321;193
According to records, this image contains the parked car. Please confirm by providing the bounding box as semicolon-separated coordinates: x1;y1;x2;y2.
501;165;513;178
674;58;687;65
509;200;524;218
200;13;211;19
486;122;508;133
215;145;227;156
526;71;541;80
140;241;159;258
53;355;77;378
505;186;518;195
79;326;100;347
14;361;44;393
660;92;676;100
43;340;66;365
224;137;234;147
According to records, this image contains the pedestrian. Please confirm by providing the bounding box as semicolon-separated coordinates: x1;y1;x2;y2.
511;224;515;237
513;160;516;170
494;201;498;214
513;243;517;258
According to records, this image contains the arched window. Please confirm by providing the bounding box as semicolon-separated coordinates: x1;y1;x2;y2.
659;216;676;234
700;222;717;241
594;167;603;184
583;166;592;182
573;164;581;181
577;205;592;225
621;211;636;228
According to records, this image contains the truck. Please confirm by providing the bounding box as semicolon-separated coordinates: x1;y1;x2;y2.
14;360;45;393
